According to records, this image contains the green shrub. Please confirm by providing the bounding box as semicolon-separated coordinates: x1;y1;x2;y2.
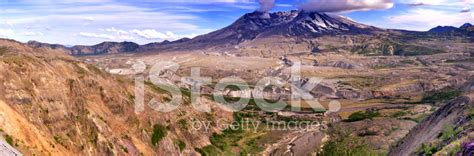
0;47;7;56
89;130;98;144
54;135;63;144
422;89;462;104
469;107;474;118
447;143;461;156
4;134;13;146
439;125;463;142
391;111;408;118
241;137;264;154
400;59;417;64
121;145;129;153
151;124;168;146
178;119;188;130
320;132;377;156
440;125;455;141
195;145;221;156
345;110;380;122
144;81;169;94
174;139;186;151
86;64;103;75
406;114;429;123
418;143;438;155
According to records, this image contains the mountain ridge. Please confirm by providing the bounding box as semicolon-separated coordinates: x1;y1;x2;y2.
20;11;473;56
428;23;474;33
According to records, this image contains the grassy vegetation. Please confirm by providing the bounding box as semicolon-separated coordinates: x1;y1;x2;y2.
72;62;88;76
177;119;188;130
469;107;474;118
174;139;186;151
418;143;438;156
405;113;429;123
144;81;168;94
398;45;444;56
438;124;463;142
400;59;417;65
195;112;264;155
422;89;462;104
446;58;474;63
344;110;380;122
352;40;445;56
2;54;34;67
86;64;104;75
195;145;221;156
447;143;461;156
144;81;192;104
319;125;378;156
54;135;64;145
391;111;408;118
0;47;7;56
208;119;244;151
151;124;168;146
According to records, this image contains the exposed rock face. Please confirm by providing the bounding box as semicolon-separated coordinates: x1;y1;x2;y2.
389;96;473;156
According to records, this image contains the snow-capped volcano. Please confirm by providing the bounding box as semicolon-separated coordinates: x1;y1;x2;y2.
260;11;378;37
186;10;379;45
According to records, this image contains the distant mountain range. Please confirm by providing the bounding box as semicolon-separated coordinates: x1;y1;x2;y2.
428;23;474;34
24;10;473;56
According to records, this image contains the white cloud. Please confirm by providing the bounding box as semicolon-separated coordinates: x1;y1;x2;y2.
83;16;95;21
397;0;449;5
0;29;14;37
77;32;115;40
131;29;198;40
298;0;394;12
0;1;203;45
385;8;474;30
103;27;134;40
104;27;128;34
1;5;199;30
131;29;177;40
22;32;44;36
397;0;472;12
4;21;13;27
17;0;112;4
135;0;252;3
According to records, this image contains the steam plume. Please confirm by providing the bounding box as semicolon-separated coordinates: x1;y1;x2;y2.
257;0;275;12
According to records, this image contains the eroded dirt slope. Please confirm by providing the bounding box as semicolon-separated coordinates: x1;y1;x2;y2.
0;39;232;155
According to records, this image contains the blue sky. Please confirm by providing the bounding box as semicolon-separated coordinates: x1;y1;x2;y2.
0;0;472;45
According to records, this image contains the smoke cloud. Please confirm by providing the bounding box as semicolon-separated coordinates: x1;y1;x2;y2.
298;0;394;13
257;0;275;12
